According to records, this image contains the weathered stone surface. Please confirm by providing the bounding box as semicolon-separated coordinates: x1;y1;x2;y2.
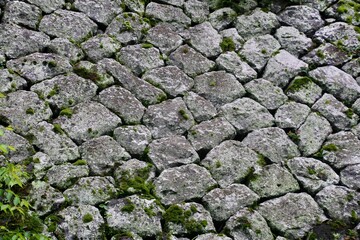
316;185;360;223
203;184;259;221
0;24;50;59
154;164;217;205
278;5;324;33
73;0;123;25
215;52;257;83
145;23;183;55
106;195;163;237
3;1;42;29
56;205;105;239
145;2;191;26
340;164;360;190
117;44;164;76
220;98;274;134
27;0;64;13
274;26;313;57
6;53;72;84
243;127;300;163
31;152;53;180
235;8;280;40
193;71;245;108
63;176;117;205
165;202;215;235
143;97;194;139
54;101;121;144
187;117;236;152
195;233;231;240
240;34;281;72
98;86;145;124
184;0;209;23
106;12;150;45
183;92;217;122
47;38;85;64
309;66;360;104
142;66;193;97
0;69;27;93
225;209;273;240
287;157;339;194
208;8;237;31
343;58;360;78
201;140;260;188
297;113;332;156
148;135;199;171
39;9;97;43
219;28;244;52
98;58;167;106
113;125;152;156
187;22;222;58
322;131;360;169
285;76;323;105
169;45;215;77
45;163;89;190
259;193;327;239
295;0;337;12
312;93;358;130
29;181;65;217
263;50;308;88
28;121;79;164
275;101;311;129
123;0;144;14
0;90;52;134
81;34;121;62
245;78;287;110
80;135;130;176
31;73;97;109
248;164;300;198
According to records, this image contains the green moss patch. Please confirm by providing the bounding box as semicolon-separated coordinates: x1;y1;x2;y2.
220;37;236;52
59;108;73;118
82;213;93;223
286;77;314;93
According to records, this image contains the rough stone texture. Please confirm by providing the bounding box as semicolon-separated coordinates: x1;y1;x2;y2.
0;24;50;59
220;98;274;134
343;58;360;78
39;9;97;43
145;2;191;26
148;135;199;171
81;35;121;62
278;5;324;33
183;92;217;122
63;176;117;205
154;164;217;205
117;44;164;76
242;127;300;163
195;234;231;240
316;185;360;223
56;205;105;239
113;125;152;156
187;117;236;152
263;50;308;88
0;90;52;134
123;0;144;14
244;78;288;110
215;52;257;83
203;184;259;221
143;97;194;139
322;131;360;169
208;8;237;31
297;113;332;156
340;164;360;190
47;38;85;64
225;209;274;240
98;86;145;124
309;66;360;104
169;45;215;77
201;140;260;188
0;69;27;93
312;93;358;130
31;73;98;109
274;26;313;57
27;0;64;13
79;135;130;176
285;76;323;105
193;71;246;108
6;53;72;84
3;1;42;29
259;193;327;239
220;28;244;52
240;34;281;72
235;8;280;40
184;0;209;23
275;101;311;129
45;163;89;190
142;66;194;97
106;195;163;237
31;152;53;180
54;101;121;144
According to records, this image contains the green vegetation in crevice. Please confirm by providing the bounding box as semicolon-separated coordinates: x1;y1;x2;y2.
336;0;360;24
286;76;314;93
59;108;73;118
314;143;339;158
82;213;94;223
73;64;102;83
220;37;236;52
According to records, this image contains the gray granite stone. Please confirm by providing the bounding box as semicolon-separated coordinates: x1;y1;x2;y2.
3;1;42;29
183;92;217;122
275;101;311;129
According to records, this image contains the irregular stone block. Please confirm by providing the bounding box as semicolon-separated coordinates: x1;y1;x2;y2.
3;1;42;29
183;92;217;122
45;163;89;190
275;101;311;129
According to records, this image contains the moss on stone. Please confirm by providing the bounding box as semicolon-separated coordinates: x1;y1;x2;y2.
179;109;190;120
345;108;354;118
53;124;65;135
286;77;313;93
121;199;136;213
220;37;236;52
26;108;35;115
322;144;338;152
82;213;93;223
59;108;73;118
73;159;87;166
